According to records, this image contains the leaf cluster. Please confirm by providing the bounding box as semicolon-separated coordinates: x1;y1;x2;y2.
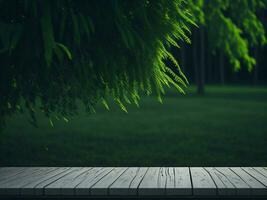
0;0;194;127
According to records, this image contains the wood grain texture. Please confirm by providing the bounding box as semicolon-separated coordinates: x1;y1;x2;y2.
242;167;267;187
0;167;41;185
44;167;92;195
230;167;267;195
216;167;250;195
0;168;27;183
0;168;55;195
205;167;235;195
253;167;267;178
0;167;267;198
91;167;127;195
165;167;192;195
109;167;147;195
21;167;70;195
190;167;217;195
75;167;113;195
138;167;165;195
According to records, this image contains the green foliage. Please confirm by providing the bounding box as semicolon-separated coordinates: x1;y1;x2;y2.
206;2;255;71
187;0;205;25
188;0;267;71
229;0;267;47
0;0;194;127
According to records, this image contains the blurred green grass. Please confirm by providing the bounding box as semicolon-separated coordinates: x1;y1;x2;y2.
0;85;267;166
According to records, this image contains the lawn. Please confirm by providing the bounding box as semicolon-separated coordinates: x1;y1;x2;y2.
0;85;267;166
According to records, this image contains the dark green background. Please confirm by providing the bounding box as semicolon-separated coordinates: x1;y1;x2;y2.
1;86;266;166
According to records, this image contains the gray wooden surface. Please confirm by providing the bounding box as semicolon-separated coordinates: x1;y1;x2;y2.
0;167;267;198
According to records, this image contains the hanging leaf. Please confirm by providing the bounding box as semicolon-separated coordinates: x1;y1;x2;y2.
56;43;72;60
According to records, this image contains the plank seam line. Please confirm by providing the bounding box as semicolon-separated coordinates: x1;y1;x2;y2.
107;167;129;195
188;167;194;196
71;167;93;182
0;168;27;182
207;168;229;188
66;167;93;196
229;168;254;191
242;168;267;187
89;167;115;194
136;167;149;196
41;168;76;194
172;167;175;189
163;167;167;195
128;167;140;189
33;168;70;189
166;167;173;193
203;168;219;196
73;167;94;188
19;167;60;195
43;167;78;188
164;167;169;196
156;167;163;193
0;168;42;185
0;168;48;188
214;168;237;190
74;167;104;189
21;167;60;187
253;168;267;178
214;168;239;196
88;168;113;193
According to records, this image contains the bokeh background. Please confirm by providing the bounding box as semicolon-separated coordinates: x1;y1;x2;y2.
1;85;267;166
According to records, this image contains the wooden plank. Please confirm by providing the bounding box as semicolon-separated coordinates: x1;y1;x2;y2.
75;168;113;195
205;167;235;195
165;167;192;195
109;167;147;195
0;168;56;195
138;167;165;196
0;167;266;198
129;168;149;191
0;167;25;176
0;167;23;174
91;167;127;195
165;167;175;195
44;167;91;195
33;168;75;195
0;167;41;185
190;167;217;195
158;167;167;189
21;167;71;195
253;167;267;178
242;167;267;187
215;167;250;195
16;168;58;195
174;167;192;195
0;168;27;182
14;168;58;195
230;167;267;195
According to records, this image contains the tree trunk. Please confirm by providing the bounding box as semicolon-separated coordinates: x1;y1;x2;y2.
193;30;198;90
219;51;225;85
193;28;205;95
198;27;205;94
207;51;212;84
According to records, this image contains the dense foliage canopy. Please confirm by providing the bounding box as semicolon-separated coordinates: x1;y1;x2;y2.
188;0;266;71
1;0;266;129
0;0;194;127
